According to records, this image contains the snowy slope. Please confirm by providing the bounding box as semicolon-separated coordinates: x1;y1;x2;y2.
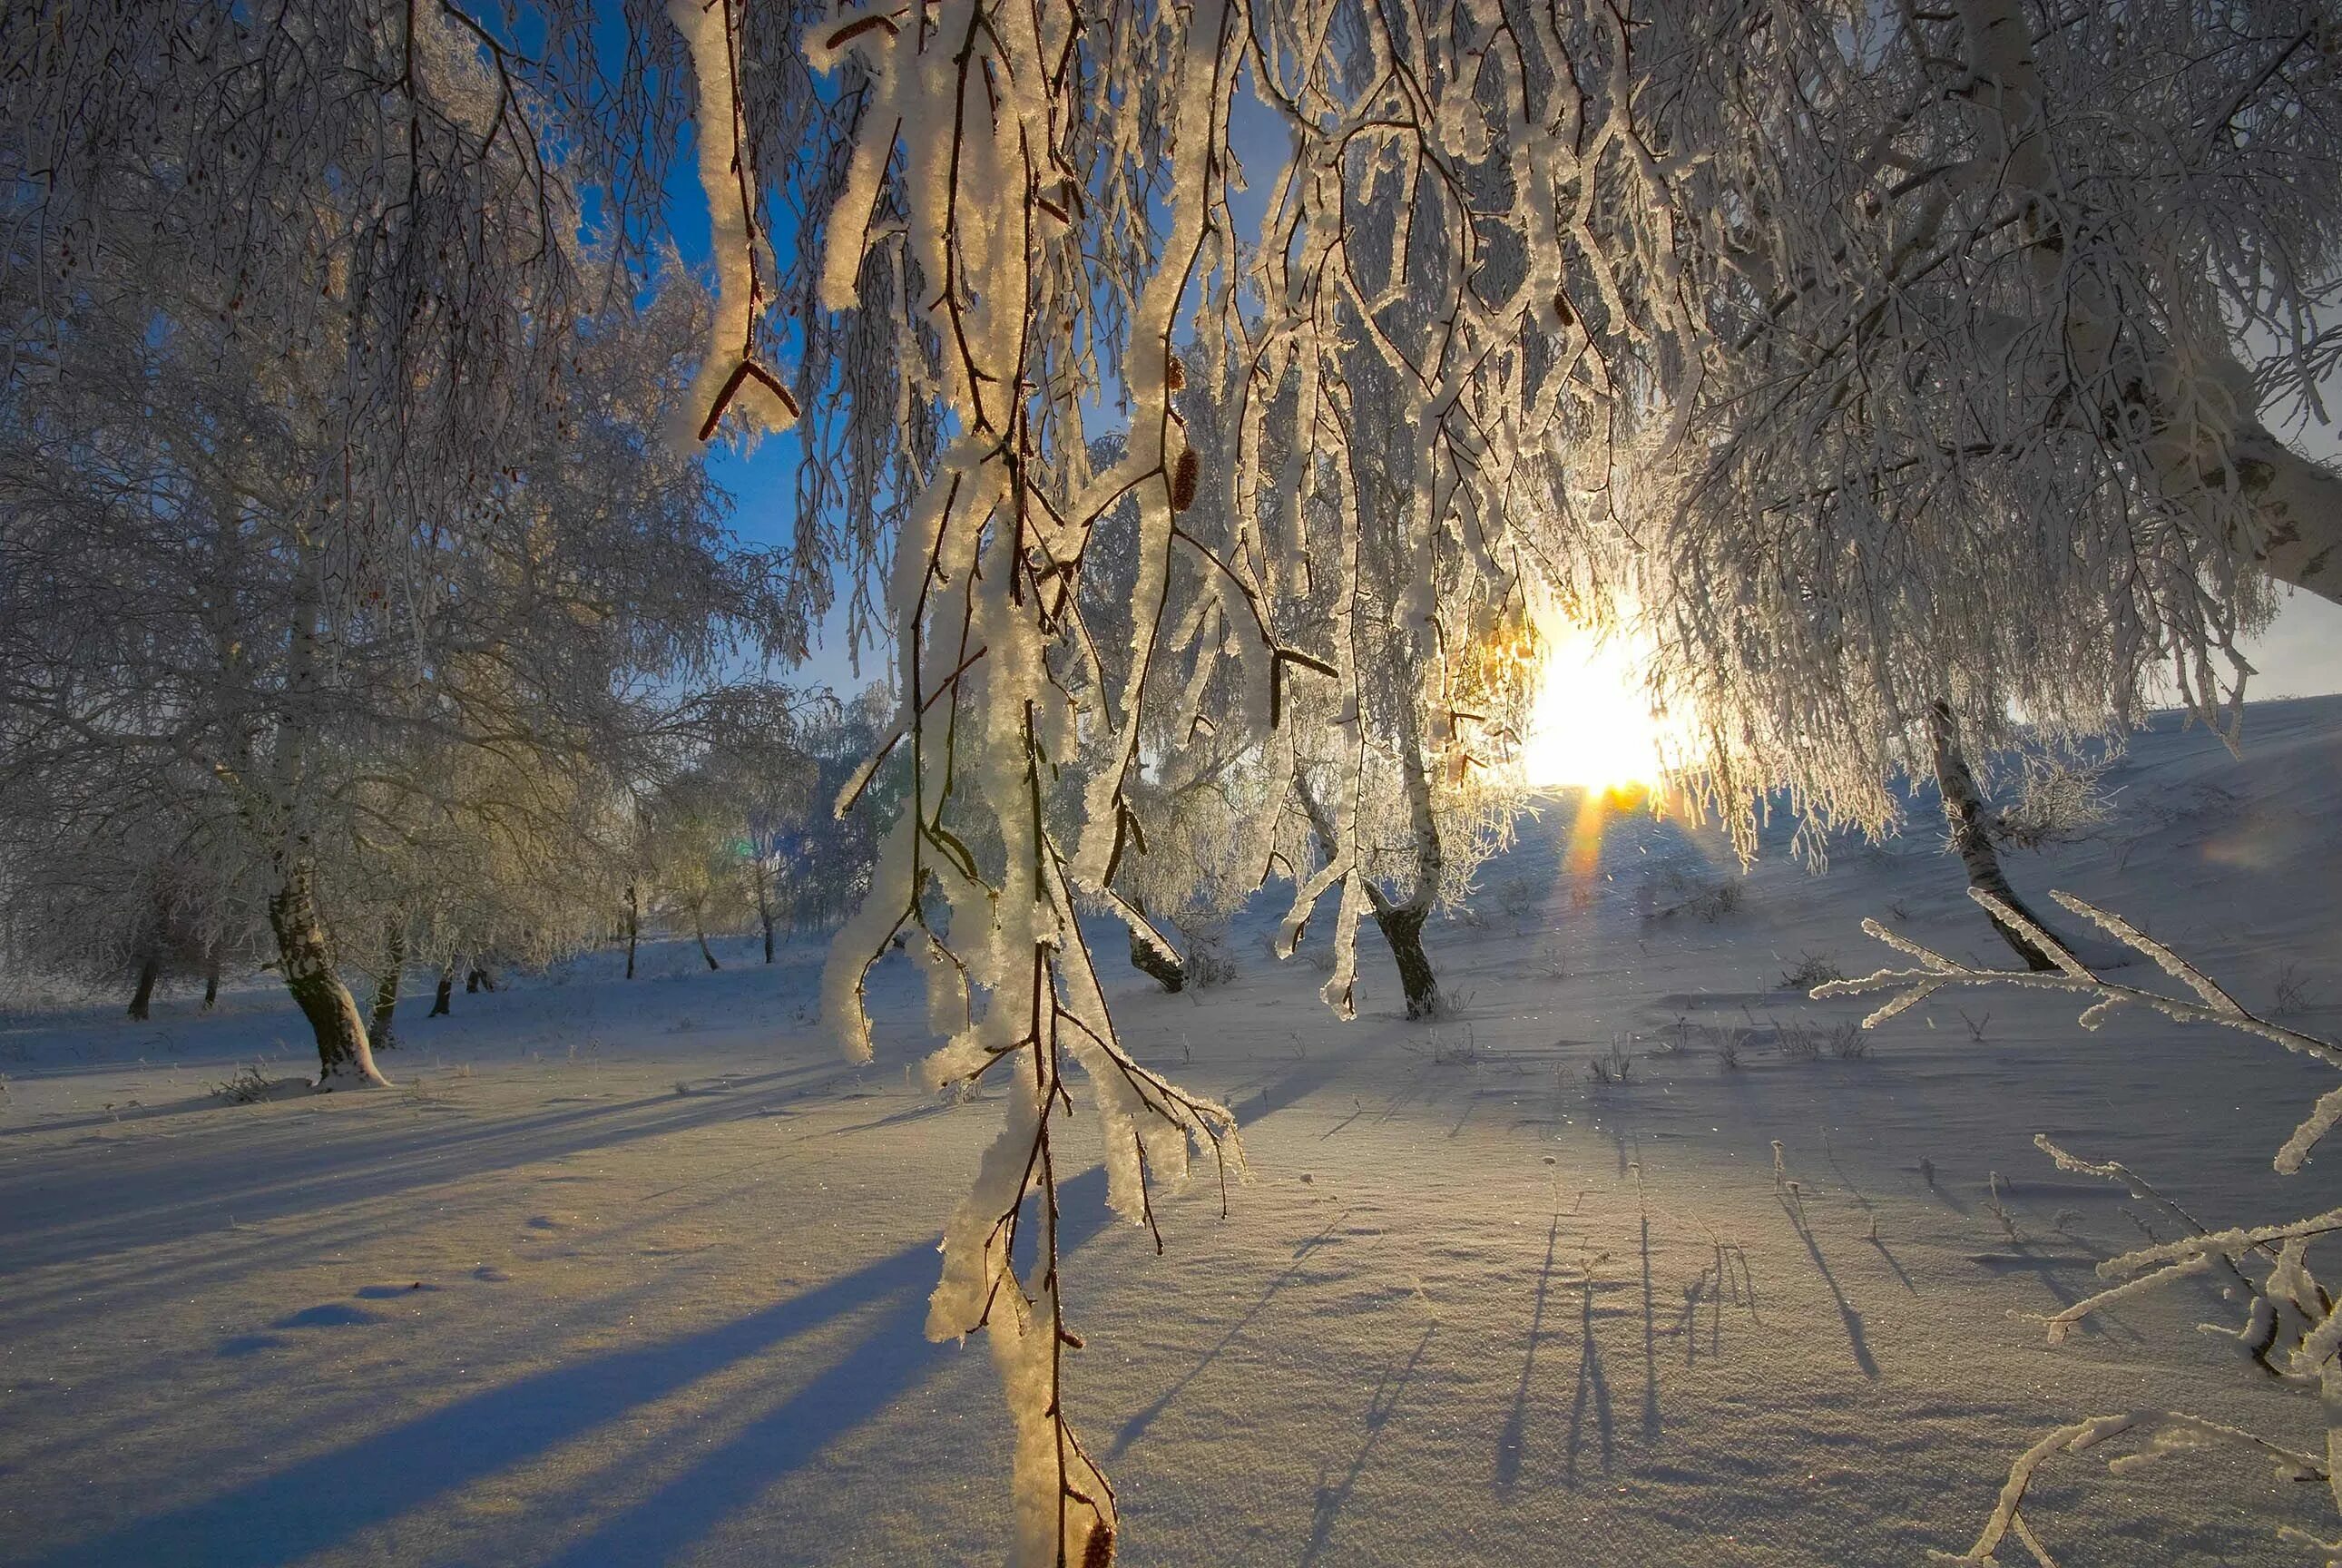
3;698;2340;1566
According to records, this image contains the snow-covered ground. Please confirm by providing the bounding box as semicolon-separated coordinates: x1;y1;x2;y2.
5;698;2341;1567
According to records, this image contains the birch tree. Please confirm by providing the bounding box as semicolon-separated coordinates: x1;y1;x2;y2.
1;0;779;1083
1629;1;2342;864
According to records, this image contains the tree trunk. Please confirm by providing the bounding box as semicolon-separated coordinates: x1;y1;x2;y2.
624;884;639;980
267;854;387;1088
1383;669;1447;1020
126;956;160;1021
430;967;455;1016
1128;927;1188;992
368;924;404;1051
692;910;720;971
1294;771;1443;1018
1368;901;1441;1020
753;860;776;964
1926;700;2065;971
260;559;385;1086
201;956;220;1011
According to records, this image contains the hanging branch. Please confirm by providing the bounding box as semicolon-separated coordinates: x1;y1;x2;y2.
674;2;1248;1562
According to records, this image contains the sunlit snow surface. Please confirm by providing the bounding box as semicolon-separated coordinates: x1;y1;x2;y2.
4;698;2341;1566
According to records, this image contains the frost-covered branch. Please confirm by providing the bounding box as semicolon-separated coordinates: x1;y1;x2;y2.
1831;887;2342;1562
1822;887;2342;1170
674;2;1252;1560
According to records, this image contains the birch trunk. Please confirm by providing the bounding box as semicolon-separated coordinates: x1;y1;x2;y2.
268;851;385;1086
1297;769;1443;1019
1367;898;1440;1019
368;923;404;1051
1124;896;1187;992
1379;668;1446;1020
263;553;387;1087
126;956;160;1021
1926;700;2063;971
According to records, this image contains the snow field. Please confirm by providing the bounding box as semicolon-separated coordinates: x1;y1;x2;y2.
3;698;2339;1565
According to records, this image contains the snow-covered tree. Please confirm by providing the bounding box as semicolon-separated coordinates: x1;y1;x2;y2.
746;684;902;940
0;764;259;1015
690;685;828;963
640;764;754;972
1210;1;1668;1024
1;0;783;1084
1626;2;2342;866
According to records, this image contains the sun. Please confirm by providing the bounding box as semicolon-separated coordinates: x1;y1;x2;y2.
1515;618;1674;794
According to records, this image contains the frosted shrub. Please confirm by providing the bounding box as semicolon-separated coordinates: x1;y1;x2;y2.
1779;951;1843;990
1588;1039;1633;1085
1177;923;1238;991
2275;965;2316;1020
208;1063;277;1105
1648;868;1745;925
1825;888;2342;1563
1993;758;2115;853
1771;1021;1821;1063
1494;875;1545;926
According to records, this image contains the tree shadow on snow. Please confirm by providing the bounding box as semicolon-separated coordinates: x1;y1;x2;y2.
1299;1322;1435;1567
0;1063;838;1284
1109;1211;1348;1458
33;1167;1117;1568
1563;1263;1617;1484
1493;1215;1566;1497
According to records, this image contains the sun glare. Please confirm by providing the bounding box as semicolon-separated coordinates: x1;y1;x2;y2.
1516;620;1674;793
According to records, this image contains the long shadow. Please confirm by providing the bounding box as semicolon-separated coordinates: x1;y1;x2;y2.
0;1092;241;1139
1298;1324;1434;1567
532;1294;940;1568
1237;1030;1389;1123
1867;1233;1919;1295
32;1166;1115;1568
1109;1214;1346;1457
1638;1213;1661;1443
1782;1196;1878;1379
1494;1216;1563;1496
1563;1264;1614;1485
0;1065;837;1279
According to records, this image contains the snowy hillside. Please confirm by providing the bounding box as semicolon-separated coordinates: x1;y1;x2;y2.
4;697;2340;1567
